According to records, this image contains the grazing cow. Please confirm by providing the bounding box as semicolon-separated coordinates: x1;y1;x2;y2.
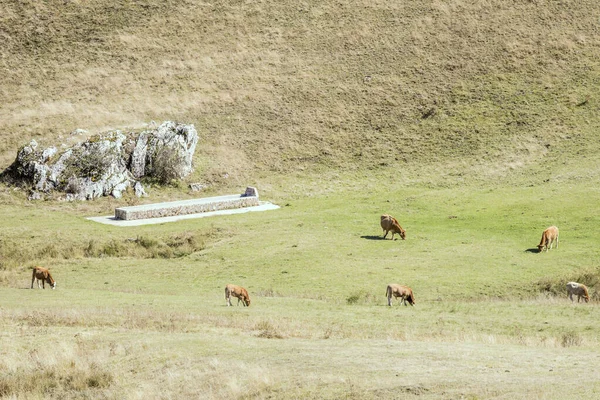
225;284;251;307
537;226;559;252
386;284;415;306
381;215;406;240
31;266;56;289
566;282;589;303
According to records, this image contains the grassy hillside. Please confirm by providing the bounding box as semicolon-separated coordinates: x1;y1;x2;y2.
2;0;600;184
2;1;600;399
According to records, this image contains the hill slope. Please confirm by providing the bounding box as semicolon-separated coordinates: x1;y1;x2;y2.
2;0;600;186
2;3;600;398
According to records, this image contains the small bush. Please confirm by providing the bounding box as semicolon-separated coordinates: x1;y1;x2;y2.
63;145;117;182
85;369;113;389
135;235;159;249
166;232;205;257
346;293;361;305
156;246;174;259
37;243;59;259
561;331;582;347
147;145;185;184
102;240;127;257
84;239;100;257
346;290;374;305
166;232;199;248
255;321;284;339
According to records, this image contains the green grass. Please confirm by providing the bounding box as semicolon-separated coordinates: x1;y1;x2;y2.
2;181;600;398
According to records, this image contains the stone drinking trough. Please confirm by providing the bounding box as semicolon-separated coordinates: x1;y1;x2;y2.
114;187;260;221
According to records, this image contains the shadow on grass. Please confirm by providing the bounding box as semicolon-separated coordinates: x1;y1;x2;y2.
360;235;387;240
525;248;541;253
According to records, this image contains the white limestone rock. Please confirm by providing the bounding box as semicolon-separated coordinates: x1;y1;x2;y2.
2;121;198;200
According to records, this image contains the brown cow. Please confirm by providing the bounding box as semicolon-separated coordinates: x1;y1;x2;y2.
386;284;415;306
31;266;56;289
225;284;251;307
566;282;589;303
537;226;559;252
381;215;406;240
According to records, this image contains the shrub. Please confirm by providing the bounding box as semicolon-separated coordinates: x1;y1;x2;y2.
102;240;127;257
37;243;59;259
561;331;582;347
135;235;159;249
346;290;374;305
255;321;284;339
84;239;100;257
147;145;185;185
63;145;118;182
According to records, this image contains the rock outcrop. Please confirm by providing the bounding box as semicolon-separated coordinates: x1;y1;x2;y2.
1;121;198;200
129;121;198;182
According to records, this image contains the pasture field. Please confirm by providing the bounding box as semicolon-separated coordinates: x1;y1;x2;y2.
3;0;600;398
1;179;600;399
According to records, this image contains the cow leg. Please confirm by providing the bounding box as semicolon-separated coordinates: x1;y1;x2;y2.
569;293;573;302
387;295;392;306
383;230;388;239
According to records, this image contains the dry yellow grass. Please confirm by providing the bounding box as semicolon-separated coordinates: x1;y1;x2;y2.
2;0;600;184
1;303;599;399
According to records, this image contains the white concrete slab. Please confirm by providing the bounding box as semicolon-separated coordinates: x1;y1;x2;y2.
87;201;280;226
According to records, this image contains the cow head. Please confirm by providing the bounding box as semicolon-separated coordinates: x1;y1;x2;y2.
397;227;406;240
537;244;545;252
244;298;251;307
582;287;590;303
47;276;56;289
